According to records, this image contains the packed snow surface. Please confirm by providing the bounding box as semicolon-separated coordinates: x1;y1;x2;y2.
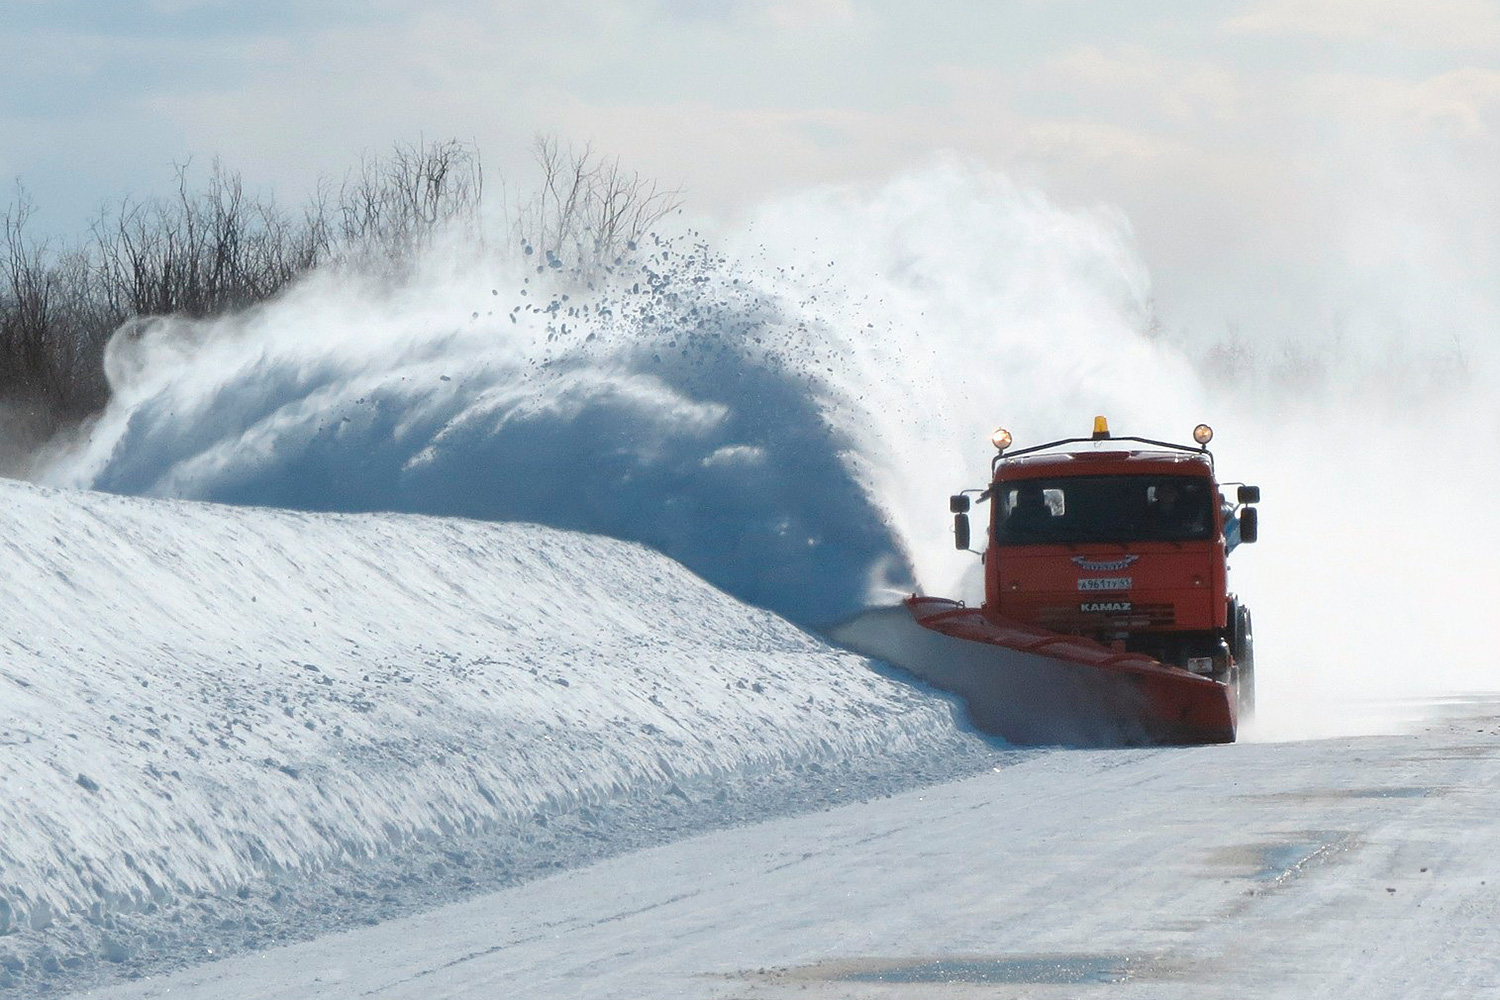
0;477;996;992
51;701;1500;1000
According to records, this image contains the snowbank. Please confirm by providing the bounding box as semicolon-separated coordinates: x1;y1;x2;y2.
0;478;988;989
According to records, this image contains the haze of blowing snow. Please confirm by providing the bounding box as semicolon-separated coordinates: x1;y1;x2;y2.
35;157;1500;738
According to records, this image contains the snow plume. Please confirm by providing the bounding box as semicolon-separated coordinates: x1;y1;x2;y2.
1228;412;1500;742
41;157;1192;624
1210;310;1500;741
1177;122;1500;739
36;154;1499;735
43;249;900;625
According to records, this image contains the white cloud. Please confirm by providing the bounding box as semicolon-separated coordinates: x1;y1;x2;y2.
1298;66;1500;139
1228;0;1500;51
761;0;858;32
1037;44;1240;125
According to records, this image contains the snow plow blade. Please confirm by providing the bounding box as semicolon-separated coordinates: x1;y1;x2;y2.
830;597;1236;747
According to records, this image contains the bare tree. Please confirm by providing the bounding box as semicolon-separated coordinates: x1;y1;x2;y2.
335;138;483;265
591;152;682;257
2;189;61;405
91;159;313;320
0;188;111;463
520;135;682;269
0;136;683;471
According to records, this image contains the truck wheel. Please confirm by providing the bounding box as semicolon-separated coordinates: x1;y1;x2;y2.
1233;606;1255;722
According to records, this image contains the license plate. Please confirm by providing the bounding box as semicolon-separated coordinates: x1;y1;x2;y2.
1078;577;1132;591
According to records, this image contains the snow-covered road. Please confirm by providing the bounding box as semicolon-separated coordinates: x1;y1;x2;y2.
80;699;1500;1000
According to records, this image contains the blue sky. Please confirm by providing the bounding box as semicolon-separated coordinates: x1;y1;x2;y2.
3;0;1497;340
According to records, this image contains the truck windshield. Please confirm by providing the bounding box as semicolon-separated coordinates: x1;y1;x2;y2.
994;474;1215;545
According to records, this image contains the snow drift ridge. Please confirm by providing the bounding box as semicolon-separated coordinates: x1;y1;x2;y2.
0;477;988;982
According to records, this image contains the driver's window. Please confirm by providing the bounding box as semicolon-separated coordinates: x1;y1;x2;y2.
1003;489;1065;516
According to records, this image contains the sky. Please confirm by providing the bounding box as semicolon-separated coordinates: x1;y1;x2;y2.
3;0;1498;345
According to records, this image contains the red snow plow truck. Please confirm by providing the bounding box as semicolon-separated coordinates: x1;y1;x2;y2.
860;417;1261;746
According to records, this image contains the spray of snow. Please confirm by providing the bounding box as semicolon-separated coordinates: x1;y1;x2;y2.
33;155;1500;738
40;158;1198;620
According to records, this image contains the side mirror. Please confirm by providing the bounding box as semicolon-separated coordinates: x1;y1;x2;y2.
950;494;971;514
1239;506;1258;544
954;513;971;550
1237;485;1261;504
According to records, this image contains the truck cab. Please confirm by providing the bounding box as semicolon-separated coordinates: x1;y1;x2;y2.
952;419;1259;696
